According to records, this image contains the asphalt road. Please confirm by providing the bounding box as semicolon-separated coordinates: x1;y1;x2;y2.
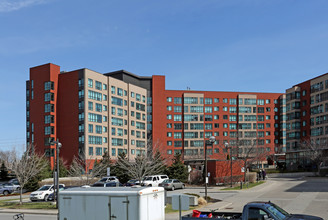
166;175;328;220
0;175;327;220
0;213;56;220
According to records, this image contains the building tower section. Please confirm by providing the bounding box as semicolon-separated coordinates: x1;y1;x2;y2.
27;64;147;167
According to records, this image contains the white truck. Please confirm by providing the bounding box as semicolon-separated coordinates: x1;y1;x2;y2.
59;186;165;220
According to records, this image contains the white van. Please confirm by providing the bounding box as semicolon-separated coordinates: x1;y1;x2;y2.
141;175;168;187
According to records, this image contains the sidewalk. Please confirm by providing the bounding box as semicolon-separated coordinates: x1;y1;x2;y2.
0;208;58;215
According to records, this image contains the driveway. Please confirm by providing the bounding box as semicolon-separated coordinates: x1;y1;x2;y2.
166;175;328;220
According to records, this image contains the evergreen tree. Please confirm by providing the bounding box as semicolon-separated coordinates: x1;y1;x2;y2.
112;152;130;184
166;153;188;182
59;158;69;177
0;162;8;180
24;158;52;191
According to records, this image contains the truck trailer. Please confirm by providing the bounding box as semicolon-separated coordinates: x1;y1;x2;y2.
59;186;165;220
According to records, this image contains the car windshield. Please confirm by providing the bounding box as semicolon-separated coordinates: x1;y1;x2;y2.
267;203;290;220
99;178;108;182
162;179;173;183
38;185;51;191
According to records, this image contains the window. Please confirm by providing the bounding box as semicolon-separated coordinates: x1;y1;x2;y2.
44;93;54;102
88;79;93;88
117;88;123;96
88;90;102;101
205;98;212;104
89;147;94;156
167;97;172;102
229;99;236;105
44;81;54;90
174;106;182;112
95;81;102;90
88;124;93;133
174;97;182;104
167;106;172;111
223;98;228;103
44;115;54;124
184;97;198;104
44;104;54;113
44;126;54;135
95;103;102;112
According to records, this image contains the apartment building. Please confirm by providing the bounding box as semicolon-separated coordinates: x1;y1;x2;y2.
285;73;328;169
26;63;147;167
151;76;283;165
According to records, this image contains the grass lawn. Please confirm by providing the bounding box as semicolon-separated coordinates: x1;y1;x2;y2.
221;181;265;191
0;199;56;209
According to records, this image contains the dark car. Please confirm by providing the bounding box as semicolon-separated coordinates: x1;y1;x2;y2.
125;179;139;186
92;182;123;187
159;179;185;191
48;192;54;201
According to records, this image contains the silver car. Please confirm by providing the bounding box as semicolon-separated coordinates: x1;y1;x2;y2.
158;179;185;191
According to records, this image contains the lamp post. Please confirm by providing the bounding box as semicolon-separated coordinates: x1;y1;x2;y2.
205;136;215;201
225;142;233;187
51;139;62;209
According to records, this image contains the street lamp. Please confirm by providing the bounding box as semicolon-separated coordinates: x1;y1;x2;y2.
51;139;62;209
205;136;215;201
225;142;233;187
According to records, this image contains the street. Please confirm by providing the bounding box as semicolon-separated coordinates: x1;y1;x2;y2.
0;175;327;219
166;175;328;220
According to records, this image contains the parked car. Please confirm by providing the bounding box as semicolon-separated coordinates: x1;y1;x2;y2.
141;175;169;187
7;179;21;191
92;182;123;187
30;184;65;201
3;183;19;192
0;185;13;196
97;176;119;183
159;179;185;191
125;179;139;186
47;187;67;201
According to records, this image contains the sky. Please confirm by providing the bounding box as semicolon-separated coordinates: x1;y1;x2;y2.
1;0;328;153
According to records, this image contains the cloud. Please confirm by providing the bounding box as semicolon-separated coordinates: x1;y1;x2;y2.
0;0;47;12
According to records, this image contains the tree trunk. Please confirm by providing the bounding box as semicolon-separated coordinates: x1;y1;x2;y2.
19;187;23;205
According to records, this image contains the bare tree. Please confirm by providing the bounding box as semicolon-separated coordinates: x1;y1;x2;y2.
0;148;18;171
300;140;328;175
11;144;48;204
235;140;271;182
68;154;109;186
114;139;167;184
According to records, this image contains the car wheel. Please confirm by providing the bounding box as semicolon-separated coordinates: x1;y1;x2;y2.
44;194;49;201
181;184;185;189
3;191;9;196
148;184;152;187
17;187;21;191
171;186;175;191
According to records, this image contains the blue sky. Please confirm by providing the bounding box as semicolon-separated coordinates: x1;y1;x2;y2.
1;0;328;153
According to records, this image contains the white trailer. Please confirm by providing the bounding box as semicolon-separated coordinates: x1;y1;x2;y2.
59;186;165;220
